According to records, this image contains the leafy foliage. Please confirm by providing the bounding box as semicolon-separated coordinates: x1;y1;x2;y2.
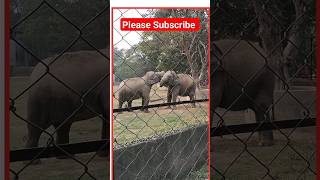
10;0;109;64
116;9;209;82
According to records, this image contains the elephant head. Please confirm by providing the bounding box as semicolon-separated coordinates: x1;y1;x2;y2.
154;71;165;81
155;71;165;78
159;71;178;87
143;71;162;86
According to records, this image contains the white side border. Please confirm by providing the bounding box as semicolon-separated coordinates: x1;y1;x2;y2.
111;0;209;8
109;4;113;180
109;0;210;179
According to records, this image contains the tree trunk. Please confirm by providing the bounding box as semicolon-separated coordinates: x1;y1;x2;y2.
283;0;309;80
182;34;200;87
251;0;286;89
198;41;208;88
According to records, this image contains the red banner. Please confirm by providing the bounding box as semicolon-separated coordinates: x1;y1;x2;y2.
120;18;200;31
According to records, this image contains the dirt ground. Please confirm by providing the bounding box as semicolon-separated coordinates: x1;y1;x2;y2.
211;126;316;179
10;77;209;179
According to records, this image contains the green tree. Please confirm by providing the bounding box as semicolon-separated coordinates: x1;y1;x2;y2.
132;9;209;85
11;0;109;64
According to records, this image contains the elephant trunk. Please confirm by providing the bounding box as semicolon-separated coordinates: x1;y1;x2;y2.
159;81;164;87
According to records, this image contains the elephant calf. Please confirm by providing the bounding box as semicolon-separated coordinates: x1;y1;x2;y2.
160;71;196;108
117;71;164;112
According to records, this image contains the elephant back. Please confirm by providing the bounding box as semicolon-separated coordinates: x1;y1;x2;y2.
177;74;196;91
213;39;267;85
29;50;109;95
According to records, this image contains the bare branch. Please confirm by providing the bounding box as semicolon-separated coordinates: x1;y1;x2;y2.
189;34;198;51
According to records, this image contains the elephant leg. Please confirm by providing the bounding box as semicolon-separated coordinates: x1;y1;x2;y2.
128;100;133;112
211;73;224;128
166;90;172;109
171;88;179;110
55;123;73;159
189;94;196;108
98;89;109;157
253;93;274;146
140;98;145;111
118;100;123;109
118;99;124;114
143;96;150;113
26;124;42;149
25;106;50;165
25;124;43;164
97;114;109;157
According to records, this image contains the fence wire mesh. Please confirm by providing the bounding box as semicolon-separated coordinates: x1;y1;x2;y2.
112;8;209;179
210;0;316;179
7;0;317;179
9;1;110;179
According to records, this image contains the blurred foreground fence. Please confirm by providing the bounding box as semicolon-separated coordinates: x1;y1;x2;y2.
9;5;210;180
8;0;317;179
9;1;111;180
210;0;316;179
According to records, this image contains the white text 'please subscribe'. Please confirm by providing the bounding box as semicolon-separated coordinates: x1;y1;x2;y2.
120;18;200;31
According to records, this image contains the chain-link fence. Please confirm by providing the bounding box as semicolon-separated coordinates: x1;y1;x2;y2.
112;8;209;179
211;0;316;179
8;0;317;179
9;1;110;179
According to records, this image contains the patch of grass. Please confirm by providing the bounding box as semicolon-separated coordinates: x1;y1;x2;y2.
188;164;208;180
113;104;208;145
211;127;316;179
113;84;208;145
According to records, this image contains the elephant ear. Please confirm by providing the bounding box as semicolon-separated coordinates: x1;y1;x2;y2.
158;71;165;77
169;71;179;86
155;71;165;79
145;71;159;85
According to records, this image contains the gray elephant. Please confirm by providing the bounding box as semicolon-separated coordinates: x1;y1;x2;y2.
159;71;196;108
211;39;275;146
26;49;109;162
117;71;164;112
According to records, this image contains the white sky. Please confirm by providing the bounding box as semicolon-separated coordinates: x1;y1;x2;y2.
111;0;209;7
113;9;150;50
111;0;209;50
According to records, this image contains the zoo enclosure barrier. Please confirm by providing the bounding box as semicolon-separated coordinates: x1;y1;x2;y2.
112;8;210;179
211;0;316;179
9;5;210;180
9;1;111;180
8;1;317;180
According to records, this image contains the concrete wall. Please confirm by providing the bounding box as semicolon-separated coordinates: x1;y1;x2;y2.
114;124;208;180
212;88;316;126
274;88;316;120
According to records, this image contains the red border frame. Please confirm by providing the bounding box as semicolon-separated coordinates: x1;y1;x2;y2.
111;7;210;180
4;0;10;179
317;0;319;179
